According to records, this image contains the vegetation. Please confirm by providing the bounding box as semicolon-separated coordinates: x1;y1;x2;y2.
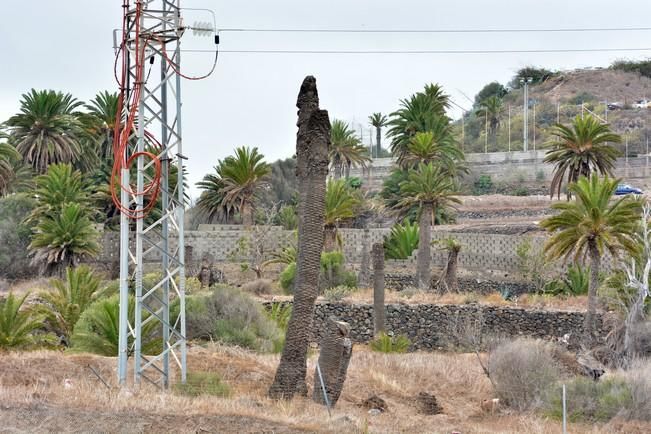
279;251;357;293
368;112;388;158
324;178;362;251
0;293;46;350
541;174;642;343
330;119;370;179
611;58;651;79
384;219;419;260
542;265;590;296
174;372;231;397
475;95;504;149
0;194;36;278
369;332;411;353
544;115;621;199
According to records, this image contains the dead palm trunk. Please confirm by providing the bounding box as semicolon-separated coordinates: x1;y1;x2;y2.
372;242;385;334
357;228;370;287
439;241;461;292
323;225;338;252
584;239;601;346
269;76;330;400
312;317;352;407
417;202;433;290
376;126;382;157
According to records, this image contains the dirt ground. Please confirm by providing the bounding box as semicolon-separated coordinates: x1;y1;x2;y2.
1;346;649;433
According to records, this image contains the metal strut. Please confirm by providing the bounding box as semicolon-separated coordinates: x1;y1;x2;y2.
117;0;187;388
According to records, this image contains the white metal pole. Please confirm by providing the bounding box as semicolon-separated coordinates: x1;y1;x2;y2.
485;111;488;153
118;168;129;385
533;102;536;152
523;81;528;152
562;384;567;434
508;105;511;152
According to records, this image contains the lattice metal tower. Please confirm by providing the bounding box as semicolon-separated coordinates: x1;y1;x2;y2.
116;0;188;388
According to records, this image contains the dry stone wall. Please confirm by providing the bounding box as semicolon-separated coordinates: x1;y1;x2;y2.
264;301;605;350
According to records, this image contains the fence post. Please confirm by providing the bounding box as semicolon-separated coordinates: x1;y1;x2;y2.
562;383;567;434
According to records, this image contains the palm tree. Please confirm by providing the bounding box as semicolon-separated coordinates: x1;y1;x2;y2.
324;179;362;251
475;95;503;149
540;174;641;344
37;266;103;346
387;84;453;168
403;129;465;175
5;89;85;173
0;138;20;196
384;219;419;260
29;202;100;275
545;115;621;199
80;91;121;160
330;119;370;178
28;163;92;224
397;163;460;289
218;146;270;225
368;112;388;157
0;292;45;349
195;170;232;223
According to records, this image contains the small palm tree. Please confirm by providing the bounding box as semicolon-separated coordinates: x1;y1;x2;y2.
368;112;388;158
397;163;460;289
0;292;44;350
324;179;362;251
384;219;419;260
540;174;641;343
330;119;370;178
475;95;503;149
29;202;100;275
5;89;84;173
218;146;270;225
37;266;103;346
545;115;621;199
28;163;92;224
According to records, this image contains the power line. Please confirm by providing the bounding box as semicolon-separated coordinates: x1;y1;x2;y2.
180;47;651;54
219;26;651;34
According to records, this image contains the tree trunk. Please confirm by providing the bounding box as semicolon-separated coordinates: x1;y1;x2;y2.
240;202;254;226
376;126;382;158
323;225;338;252
372;242;385;334
417;202;433;290
584;240;601;347
269;76;330;400
357;228;370;287
344;162;351;179
444;248;459;292
312;316;352;407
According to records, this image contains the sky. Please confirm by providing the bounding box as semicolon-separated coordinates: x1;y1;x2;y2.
2;0;651;198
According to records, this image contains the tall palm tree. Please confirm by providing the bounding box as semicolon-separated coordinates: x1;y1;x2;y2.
324;179;362;251
195;170;232;223
403;129;465;176
80;91;121;160
387;84;453;168
5;89;85;173
330;119;370;178
540;174;641;344
475;95;503;149
545;115;621;199
218;146;271;225
397;163;460;289
368;112;388;158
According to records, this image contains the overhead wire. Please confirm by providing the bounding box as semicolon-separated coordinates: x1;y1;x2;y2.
217;26;651;34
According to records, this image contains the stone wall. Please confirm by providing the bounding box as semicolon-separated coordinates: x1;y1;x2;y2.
264;301;605;351
384;274;536;294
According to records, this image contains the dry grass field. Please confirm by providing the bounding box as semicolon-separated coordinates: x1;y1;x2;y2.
2;345;649;433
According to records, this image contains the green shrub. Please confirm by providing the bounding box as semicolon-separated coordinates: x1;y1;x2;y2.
0;292;49;349
473;175;493;195
488;339;561;410
323;285;355;301
370;332;411;353
279;262;296;294
384;219;419;260
513;186;529;196
70;294;163;356
275;204;297;230
265;303;292;331
173;371;231;397
543;265;589;296
186;286;283;353
0;194;35;279
346;176;362;189
545;377;632;423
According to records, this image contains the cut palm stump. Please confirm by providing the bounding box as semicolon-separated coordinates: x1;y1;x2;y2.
312;316;353;407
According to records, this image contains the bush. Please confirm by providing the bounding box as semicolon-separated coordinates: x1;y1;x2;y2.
543;265;589;296
545;377;632;422
265;302;292;331
279;251;357;294
241;279;274;296
0;292;49;349
173;371;231;397
384;219;419;260
473;175;493;195
513;186;529;196
279;262;296;294
370;332;411;353
622;359;651;421
323;285;355;301
488;339;562;410
186;285;283;353
0;194;36;279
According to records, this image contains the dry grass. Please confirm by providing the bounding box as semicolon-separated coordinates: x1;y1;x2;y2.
1;345;648;433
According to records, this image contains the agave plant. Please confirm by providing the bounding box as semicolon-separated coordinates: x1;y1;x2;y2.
0;292;44;349
384;220;419;260
37;266;104;345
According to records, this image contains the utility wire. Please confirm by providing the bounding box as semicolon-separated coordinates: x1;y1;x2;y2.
218;26;651;34
179;47;651;54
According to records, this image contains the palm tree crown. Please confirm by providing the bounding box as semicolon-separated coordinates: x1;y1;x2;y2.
0;134;21;196
330;119;370;178
369;112;388;157
6;89;85;173
397;162;460;212
544;115;621;199
475;95;503;137
403;129;464;175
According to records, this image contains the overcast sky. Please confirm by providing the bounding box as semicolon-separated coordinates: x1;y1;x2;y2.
2;0;651;198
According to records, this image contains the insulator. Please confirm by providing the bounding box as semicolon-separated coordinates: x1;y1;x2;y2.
192;21;215;37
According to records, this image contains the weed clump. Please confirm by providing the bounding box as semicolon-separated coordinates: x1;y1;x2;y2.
370;332;411;353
